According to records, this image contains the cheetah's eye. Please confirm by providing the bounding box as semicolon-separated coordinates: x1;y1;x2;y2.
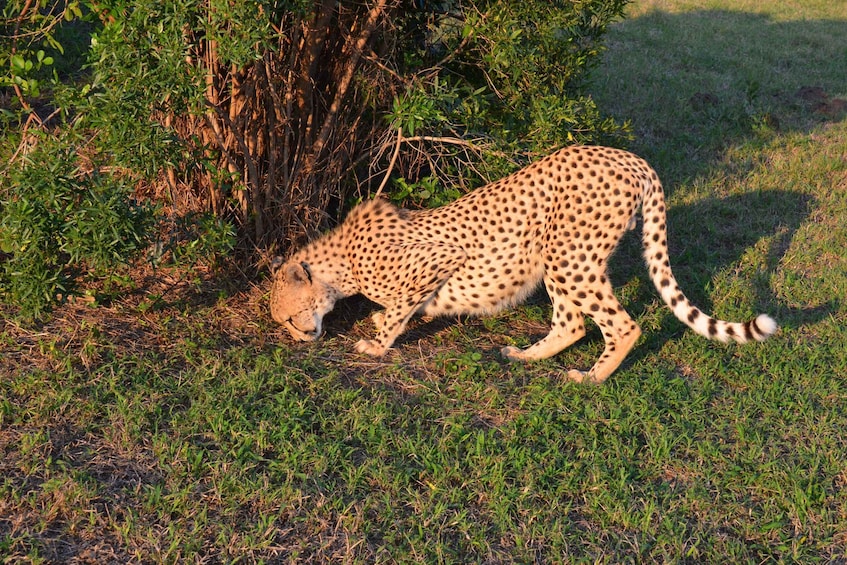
300;262;312;283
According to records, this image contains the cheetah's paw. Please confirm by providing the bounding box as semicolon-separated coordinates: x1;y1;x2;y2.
370;311;385;331
355;339;388;357
566;369;589;383
500;345;526;362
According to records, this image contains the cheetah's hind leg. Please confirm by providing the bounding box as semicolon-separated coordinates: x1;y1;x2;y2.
502;271;641;384
354;241;467;356
501;276;587;362
569;276;642;384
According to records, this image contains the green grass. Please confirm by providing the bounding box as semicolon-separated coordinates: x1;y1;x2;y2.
3;0;847;562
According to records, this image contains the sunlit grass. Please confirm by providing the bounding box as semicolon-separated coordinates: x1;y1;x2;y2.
2;0;847;562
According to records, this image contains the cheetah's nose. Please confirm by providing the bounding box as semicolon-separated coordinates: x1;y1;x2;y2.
298;329;320;341
286;319;321;341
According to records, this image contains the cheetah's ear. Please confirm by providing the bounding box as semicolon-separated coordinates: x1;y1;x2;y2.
270;256;284;273
285;261;312;285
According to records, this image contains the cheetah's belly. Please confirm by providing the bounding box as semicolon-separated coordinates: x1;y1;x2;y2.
421;255;544;317
409;196;545;318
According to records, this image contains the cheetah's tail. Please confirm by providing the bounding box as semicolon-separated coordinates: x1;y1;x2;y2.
640;176;777;344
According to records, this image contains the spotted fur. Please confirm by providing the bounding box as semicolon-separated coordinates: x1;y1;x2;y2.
270;145;777;383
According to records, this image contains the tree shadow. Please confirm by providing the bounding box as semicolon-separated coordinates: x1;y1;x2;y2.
582;8;847;370
609;188;839;374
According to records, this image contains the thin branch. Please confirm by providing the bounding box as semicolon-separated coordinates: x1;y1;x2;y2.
204;99;260;202
349;132;485;173
402;134;483;147
307;0;388;170
415;24;475;82
374;127;402;198
362;48;408;85
10;0;36;115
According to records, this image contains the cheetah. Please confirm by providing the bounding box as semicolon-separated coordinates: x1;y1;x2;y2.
270;145;777;383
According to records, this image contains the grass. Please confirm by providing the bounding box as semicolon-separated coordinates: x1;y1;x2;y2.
2;0;847;562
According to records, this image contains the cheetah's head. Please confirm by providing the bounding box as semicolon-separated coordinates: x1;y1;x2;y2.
269;259;336;342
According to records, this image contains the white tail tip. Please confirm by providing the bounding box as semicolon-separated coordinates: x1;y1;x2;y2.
755;314;778;340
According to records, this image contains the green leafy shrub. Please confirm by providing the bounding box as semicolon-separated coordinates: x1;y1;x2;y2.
1;0;630;316
382;0;632;206
0;138;155;318
149;213;237;270
0;0;73;104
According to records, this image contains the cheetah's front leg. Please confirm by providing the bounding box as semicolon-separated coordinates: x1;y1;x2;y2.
355;299;422;356
354;240;467;356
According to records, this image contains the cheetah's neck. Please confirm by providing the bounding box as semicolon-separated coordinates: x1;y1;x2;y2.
296;225;360;298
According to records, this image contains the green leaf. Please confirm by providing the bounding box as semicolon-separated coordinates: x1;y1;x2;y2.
11;55;26;72
44;34;65;54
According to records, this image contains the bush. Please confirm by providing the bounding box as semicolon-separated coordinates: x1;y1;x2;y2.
72;0;630;237
1;0;630;317
0;138;155;318
381;0;631;206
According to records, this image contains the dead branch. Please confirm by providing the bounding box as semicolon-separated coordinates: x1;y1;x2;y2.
307;0;389;173
374;127;402;198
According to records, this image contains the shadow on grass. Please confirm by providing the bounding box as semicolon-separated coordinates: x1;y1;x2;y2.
613;188;832;319
578;7;847;372
592;9;847;182
610;188;840;375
